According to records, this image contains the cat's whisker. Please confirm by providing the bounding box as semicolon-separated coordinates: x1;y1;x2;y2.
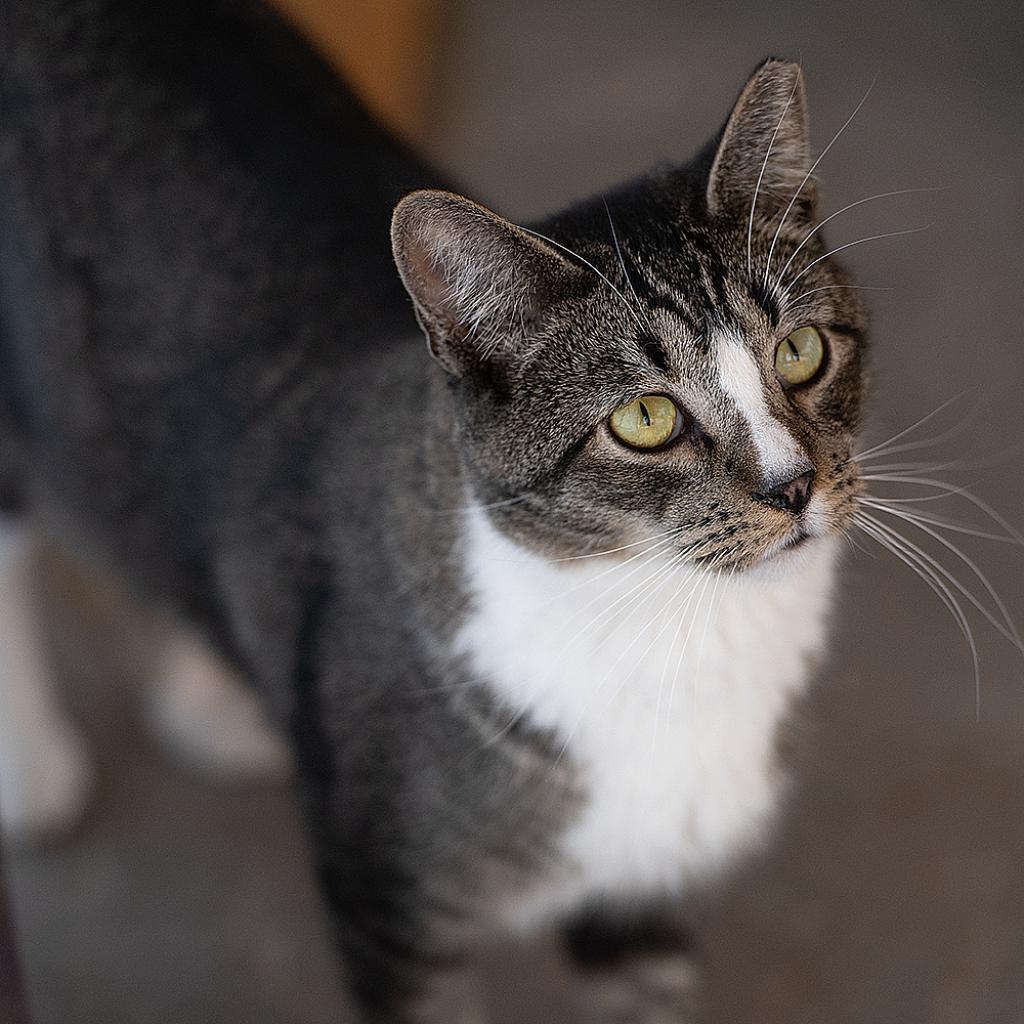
432;494;532;517
762;75;878;289
700;564;734;695
854;427;983;466
552;526;729;652
848;392;970;464
853;512;982;716
784;284;892;317
671;559;728;734
549;531;686;600
597;553;722;773
612;565;710;775
486;542;702;752
861;475;1024;544
778;224;931;300
773;187;939;293
650;561;718;769
746;70;802;280
550;533;730;771
517;223;651;338
860;494;1021;543
545;534;684;624
863;487;986;507
603;199;654;335
552;526;688;562
550;555;704;769
844;529;877;559
858;459;971;475
858;502;1024;652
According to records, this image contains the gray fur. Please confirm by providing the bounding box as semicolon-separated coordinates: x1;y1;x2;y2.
0;4;867;1020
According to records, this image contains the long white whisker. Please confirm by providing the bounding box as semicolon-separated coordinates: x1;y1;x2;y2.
477;543;690;750
849;393;969;463
763;75;878;288
854;419;983;464
433;494;531;516
677;563;727;724
861;495;1020;543
548;536;681;625
774;186;938;291
518;224;650;337
859;503;1024;651
779;225;930;298
860;475;1024;545
858;459;970;474
854;513;981;716
785;284;892;310
648;565;716;776
553;557;703;769
746;70;802;280
603;199;653;334
553;527;686;562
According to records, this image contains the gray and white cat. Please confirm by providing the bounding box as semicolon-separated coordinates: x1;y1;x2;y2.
0;2;867;1021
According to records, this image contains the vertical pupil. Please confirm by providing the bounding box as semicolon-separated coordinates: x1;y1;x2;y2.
787;338;800;360
638;400;652;426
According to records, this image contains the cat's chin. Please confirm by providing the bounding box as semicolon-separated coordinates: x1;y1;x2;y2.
744;531;836;584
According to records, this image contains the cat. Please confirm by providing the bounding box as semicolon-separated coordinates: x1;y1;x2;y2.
0;1;867;1021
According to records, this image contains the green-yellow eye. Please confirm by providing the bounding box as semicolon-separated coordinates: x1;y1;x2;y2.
775;326;825;385
609;395;682;450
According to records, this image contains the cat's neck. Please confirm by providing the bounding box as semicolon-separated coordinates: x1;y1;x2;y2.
455;503;838;919
456;501;838;716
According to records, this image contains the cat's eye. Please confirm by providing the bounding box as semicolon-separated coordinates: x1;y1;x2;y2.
775;326;825;386
609;395;682;450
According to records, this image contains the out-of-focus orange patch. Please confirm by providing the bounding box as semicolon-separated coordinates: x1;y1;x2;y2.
270;0;445;143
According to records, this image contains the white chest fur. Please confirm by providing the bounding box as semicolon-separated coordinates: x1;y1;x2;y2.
456;506;837;929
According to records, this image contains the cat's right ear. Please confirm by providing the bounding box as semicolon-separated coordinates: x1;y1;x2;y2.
391;190;583;376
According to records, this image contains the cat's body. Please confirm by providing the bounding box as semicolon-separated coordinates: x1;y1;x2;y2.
0;2;867;1021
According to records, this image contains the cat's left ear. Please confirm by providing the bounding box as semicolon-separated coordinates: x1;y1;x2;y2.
706;59;815;226
391;190;584;377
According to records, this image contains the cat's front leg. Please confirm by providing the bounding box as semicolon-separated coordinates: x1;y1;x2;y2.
565;908;699;1024
306;839;487;1024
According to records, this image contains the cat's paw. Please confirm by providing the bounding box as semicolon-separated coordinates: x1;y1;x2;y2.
145;632;293;784
0;719;96;849
580;956;700;1024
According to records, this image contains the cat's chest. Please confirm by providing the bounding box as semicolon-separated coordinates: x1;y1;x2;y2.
456;508;836;928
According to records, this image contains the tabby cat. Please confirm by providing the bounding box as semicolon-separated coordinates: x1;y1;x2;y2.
0;2;866;1020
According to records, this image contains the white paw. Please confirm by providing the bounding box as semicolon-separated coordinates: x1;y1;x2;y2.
0;719;96;848
146;633;293;784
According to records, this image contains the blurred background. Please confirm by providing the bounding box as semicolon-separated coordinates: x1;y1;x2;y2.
5;0;1024;1021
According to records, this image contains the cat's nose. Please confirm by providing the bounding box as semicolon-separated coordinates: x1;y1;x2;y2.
752;468;815;515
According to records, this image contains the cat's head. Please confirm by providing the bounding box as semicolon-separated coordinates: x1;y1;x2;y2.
392;59;867;574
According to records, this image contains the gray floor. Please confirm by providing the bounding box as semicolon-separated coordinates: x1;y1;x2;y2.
7;0;1024;1021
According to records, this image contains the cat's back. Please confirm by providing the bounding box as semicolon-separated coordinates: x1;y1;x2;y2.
0;0;434;381
0;0;436;604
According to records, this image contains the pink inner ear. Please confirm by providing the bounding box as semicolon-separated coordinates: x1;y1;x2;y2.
408;231;452;309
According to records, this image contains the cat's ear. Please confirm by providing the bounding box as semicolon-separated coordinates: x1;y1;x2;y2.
706;59;815;226
391;190;583;376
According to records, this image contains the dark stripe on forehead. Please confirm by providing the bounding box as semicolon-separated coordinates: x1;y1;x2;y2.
699;251;732;311
642;279;707;329
750;278;781;324
637;331;671;373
